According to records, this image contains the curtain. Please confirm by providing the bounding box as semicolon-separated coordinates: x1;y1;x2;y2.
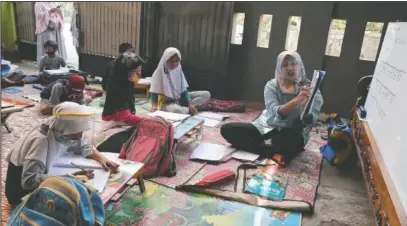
1;2;18;51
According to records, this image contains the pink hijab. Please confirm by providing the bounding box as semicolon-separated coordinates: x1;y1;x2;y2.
34;2;64;34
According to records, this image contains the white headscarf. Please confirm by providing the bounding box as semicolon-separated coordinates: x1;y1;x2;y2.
7;102;95;171
275;51;307;89
149;47;189;100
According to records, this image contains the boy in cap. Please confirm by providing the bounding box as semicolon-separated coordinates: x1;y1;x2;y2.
40;75;92;115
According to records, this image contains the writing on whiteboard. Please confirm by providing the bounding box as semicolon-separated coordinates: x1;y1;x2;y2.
376;61;405;82
387;31;407;46
375;79;396;105
371;95;386;120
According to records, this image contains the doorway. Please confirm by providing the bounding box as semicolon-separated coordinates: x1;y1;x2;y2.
59;2;78;68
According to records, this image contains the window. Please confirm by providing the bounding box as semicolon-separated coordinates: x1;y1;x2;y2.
360;22;384;61
256;14;273;48
231;13;245;45
285;16;302;51
325;19;347;57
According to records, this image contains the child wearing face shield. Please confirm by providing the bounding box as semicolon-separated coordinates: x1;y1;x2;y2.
38;40;66;72
102;49;148;127
5;102;119;206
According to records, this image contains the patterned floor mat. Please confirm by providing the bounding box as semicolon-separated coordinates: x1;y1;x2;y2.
149;109;262;188
105;181;302;226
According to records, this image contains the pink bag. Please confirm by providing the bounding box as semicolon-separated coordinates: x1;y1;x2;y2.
119;117;176;178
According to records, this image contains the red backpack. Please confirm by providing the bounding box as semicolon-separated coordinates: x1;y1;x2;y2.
119;117;176;178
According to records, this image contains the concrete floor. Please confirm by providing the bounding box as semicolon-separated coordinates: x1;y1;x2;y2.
11;61;376;226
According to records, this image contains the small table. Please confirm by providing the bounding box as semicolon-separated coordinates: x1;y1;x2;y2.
101;160;145;208
1;105;24;132
135;83;150;98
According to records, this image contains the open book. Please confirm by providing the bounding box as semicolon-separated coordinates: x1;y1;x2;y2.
300;70;326;121
44;67;71;75
190;143;233;162
195;112;230;127
148;110;190;123
48;152;120;192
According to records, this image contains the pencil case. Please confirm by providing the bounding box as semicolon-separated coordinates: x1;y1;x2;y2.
195;170;236;187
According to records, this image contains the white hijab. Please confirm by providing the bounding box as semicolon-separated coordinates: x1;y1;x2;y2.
149;47;189;99
7;102;94;171
275;51;307;90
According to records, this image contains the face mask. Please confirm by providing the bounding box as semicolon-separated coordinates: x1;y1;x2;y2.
46;51;56;56
55;134;82;148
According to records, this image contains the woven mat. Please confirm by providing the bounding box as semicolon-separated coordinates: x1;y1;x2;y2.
1;90;48;225
179;129;325;213
149;109;262;188
104;181;302;226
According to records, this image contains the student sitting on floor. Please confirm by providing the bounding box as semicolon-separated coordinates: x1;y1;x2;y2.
40;74;92;115
149;47;211;114
38;40;66;72
5;102;119;206
221;51;324;165
102;43;134;92
1;43;25;88
102;49;147;127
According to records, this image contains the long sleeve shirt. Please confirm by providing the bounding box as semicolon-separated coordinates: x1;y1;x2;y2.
252;79;324;144
21;141;93;191
150;90;192;108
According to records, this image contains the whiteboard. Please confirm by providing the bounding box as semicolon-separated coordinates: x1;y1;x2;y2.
364;22;407;216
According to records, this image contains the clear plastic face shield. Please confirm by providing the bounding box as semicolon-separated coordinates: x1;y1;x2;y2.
52;108;98;148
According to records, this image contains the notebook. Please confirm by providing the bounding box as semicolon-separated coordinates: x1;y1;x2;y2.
52;152;119;169
1;101;14;109
47;167;110;193
195;112;230;127
48;152;120;192
44;67;70;75
148;110;190;122
230;151;260;162
190;143;233;162
137;77;152;85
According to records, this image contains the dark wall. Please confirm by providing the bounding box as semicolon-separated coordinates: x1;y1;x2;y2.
230;2;333;102
229;2;407;117
152;2;234;99
322;2;407;117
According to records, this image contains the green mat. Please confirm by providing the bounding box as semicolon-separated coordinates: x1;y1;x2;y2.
105;182;301;226
87;96;151;117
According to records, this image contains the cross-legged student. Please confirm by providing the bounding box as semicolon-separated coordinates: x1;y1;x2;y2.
220;51;324;165
5;102;119;206
149;47;211;115
38;40;66;72
102;49;147;127
102;43;134;92
40;74;92;115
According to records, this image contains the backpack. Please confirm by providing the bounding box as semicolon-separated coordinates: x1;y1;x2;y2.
319;114;354;165
7;176;105;226
119;117;177;178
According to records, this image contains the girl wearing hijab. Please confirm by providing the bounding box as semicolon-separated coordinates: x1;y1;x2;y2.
221;51;324;165
102;49;147;127
149;47;211;114
5;102;119;206
34;2;67;64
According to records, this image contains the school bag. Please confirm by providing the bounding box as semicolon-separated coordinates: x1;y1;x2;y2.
7;176;105;226
119;117;177;178
319;113;354;165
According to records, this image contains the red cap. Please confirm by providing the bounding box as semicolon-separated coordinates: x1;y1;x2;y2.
67;75;85;91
